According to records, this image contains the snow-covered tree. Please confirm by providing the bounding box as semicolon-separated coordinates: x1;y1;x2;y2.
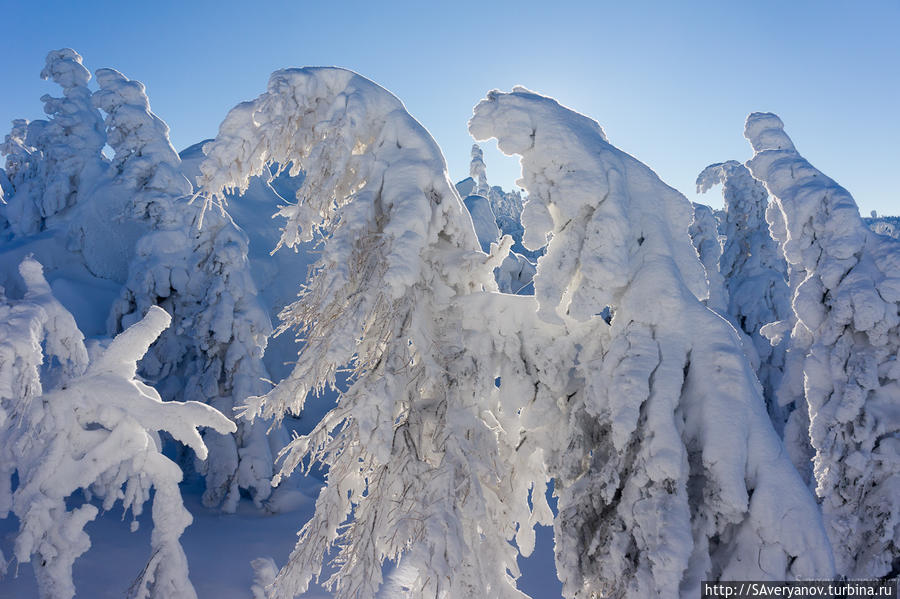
196;67;546;599
688;202;729;314
0;49;106;237
744;112;900;578
97;67;281;512
470;143;489;196
0;256;235;599
469;88;835;598
697;161;793;436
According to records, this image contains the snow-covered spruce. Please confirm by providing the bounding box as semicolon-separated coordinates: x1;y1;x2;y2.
469;88;835;598
197;67;549;599
0;49;106;237
745;113;900;578
469;143;490;197
98;67;281;512
688;202;729;315
0;257;235;599
697;162;793;437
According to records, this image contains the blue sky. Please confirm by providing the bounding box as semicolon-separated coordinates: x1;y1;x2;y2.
1;0;898;214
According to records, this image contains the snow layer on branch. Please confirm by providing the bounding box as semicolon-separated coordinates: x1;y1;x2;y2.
0;257;234;599
471;89;834;598
90;67;279;513
697;161;793;437
745;112;900;578
198;67;538;599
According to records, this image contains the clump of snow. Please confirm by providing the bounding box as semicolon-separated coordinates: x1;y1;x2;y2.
250;557;278;599
745;112;900;578
464;193;501;252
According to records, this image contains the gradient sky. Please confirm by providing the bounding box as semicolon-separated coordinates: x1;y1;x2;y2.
1;0;898;214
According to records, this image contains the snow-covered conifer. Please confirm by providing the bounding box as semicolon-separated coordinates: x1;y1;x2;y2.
688;202;729;314
470;143;489;196
0;49;105;237
196;67;544;599
697;161;793;435
0;257;234;599
97;67;280;512
470;89;835;598
744;112;900;577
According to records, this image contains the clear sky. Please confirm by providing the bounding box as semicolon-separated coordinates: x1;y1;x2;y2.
1;0;898;214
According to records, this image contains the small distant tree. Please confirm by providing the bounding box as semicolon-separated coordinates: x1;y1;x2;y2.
688;202;729;315
470;143;489;196
0;256;234;599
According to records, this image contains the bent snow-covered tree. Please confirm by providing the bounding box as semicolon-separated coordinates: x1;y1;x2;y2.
745;113;900;578
0;257;235;599
469;88;835;598
98;66;280;512
197;67;547;599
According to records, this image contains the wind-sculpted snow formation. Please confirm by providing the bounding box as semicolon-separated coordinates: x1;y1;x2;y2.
98;67;281;512
0;257;235;599
697;161;793;437
469;88;834;598
745;113;900;578
197;67;539;599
